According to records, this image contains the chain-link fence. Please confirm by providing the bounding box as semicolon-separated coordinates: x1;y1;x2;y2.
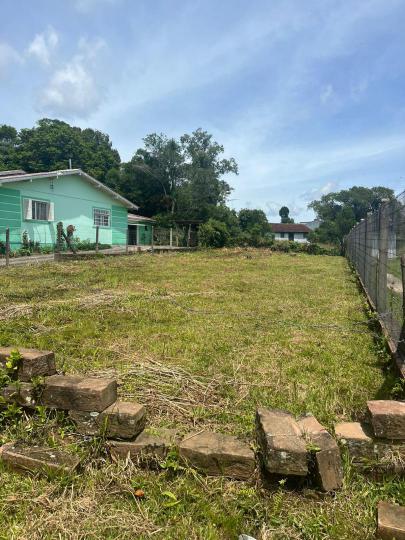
346;192;405;365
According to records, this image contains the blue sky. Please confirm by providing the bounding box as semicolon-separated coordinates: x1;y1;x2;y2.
1;0;405;220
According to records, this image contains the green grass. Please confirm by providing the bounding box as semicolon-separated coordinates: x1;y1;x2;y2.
0;249;403;539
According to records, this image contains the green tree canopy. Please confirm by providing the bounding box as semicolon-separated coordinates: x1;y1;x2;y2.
118;128;237;219
0;119;121;183
279;206;294;223
308;185;395;250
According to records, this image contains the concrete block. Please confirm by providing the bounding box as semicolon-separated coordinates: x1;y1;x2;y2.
367;400;405;440
298;414;343;491
377;501;405;540
69;401;146;439
109;428;179;462
0;443;80;476
335;422;376;464
179;431;255;480
256;408;308;476
42;375;117;412
0;347;56;382
0;383;37;408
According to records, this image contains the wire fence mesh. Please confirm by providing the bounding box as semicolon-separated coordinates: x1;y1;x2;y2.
346;192;405;362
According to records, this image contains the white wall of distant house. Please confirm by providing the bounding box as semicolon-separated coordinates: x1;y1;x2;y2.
274;232;309;243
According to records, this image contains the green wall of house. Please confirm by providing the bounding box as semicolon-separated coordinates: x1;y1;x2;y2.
0;173;130;249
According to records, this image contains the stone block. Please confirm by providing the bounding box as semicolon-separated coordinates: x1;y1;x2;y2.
256;408;308;477
42;375;117;412
179;431;255;480
0;443;80;476
298;414;343;491
109;428;179;462
69;401;146;439
377;501;405;540
0;383;37;408
375;441;405;475
367;400;405;440
335;422;376;463
0;347;56;382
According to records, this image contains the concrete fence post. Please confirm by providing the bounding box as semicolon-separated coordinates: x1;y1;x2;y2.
5;227;10;267
95;226;99;253
377;200;390;315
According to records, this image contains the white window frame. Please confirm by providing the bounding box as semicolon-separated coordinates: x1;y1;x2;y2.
24;198;54;222
93;207;111;228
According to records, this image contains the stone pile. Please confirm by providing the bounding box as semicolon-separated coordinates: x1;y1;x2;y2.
335;400;405;475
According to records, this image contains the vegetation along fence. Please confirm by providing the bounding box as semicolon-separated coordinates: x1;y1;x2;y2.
346;191;405;372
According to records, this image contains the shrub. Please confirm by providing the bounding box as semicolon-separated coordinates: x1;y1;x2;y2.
198;219;230;248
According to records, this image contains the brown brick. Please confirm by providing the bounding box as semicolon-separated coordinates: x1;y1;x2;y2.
335;422;376;464
0;443;80;476
0;347;56;382
109;428;179;462
0;383;37;408
256;408;308;477
42;375;117;412
298;414;343;491
367;400;405;440
179;431;255;480
377;501;405;540
69;401;146;439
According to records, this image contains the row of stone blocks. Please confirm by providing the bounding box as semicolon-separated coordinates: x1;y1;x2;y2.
0;349;404;490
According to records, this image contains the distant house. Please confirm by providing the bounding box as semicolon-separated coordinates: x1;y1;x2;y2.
270;223;311;243
0;168;155;249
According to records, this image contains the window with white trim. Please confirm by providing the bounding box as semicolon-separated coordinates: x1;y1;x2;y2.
24;199;54;221
93;208;111;227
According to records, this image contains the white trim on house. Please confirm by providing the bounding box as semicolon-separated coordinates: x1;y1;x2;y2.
0;169;138;210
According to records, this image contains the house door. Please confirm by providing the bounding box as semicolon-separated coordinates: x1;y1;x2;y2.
128;225;137;245
288;232;294;241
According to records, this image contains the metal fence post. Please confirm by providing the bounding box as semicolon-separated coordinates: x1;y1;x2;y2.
151;225;154;254
5;227;10;267
377;200;389;315
126;228;129;254
401;255;405;322
95;226;99;253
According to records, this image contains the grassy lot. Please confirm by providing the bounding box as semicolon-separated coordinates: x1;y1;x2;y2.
0;249;403;540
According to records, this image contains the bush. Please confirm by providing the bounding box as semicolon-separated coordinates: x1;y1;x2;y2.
198;219;230;248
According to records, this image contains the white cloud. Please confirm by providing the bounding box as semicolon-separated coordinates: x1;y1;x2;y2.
0;42;22;77
36;38;106;118
27;26;58;65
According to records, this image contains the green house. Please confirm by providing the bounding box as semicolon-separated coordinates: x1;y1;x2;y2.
0;169;142;249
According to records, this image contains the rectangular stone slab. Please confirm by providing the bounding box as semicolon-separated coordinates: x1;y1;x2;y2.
377;501;405;540
0;347;56;382
298;414;343;491
335;422;376;464
256;408;308;476
0;383;37;408
367;400;405;440
179;431;255;480
42;375;117;411
0;443;80;476
69;401;146;439
109;428;179;462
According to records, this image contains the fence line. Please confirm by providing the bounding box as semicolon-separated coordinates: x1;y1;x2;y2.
346;191;405;375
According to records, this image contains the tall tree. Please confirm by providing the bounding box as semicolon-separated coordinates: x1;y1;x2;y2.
279;206;294;223
120;128;238;219
308;185;395;251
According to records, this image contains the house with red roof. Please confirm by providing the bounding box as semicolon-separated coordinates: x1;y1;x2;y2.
270;223;311;243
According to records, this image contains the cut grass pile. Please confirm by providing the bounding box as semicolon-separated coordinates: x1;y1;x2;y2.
0;249;403;539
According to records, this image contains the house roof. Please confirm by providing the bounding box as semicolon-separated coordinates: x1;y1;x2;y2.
270;223;312;233
0;168;138;210
128;213;156;223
